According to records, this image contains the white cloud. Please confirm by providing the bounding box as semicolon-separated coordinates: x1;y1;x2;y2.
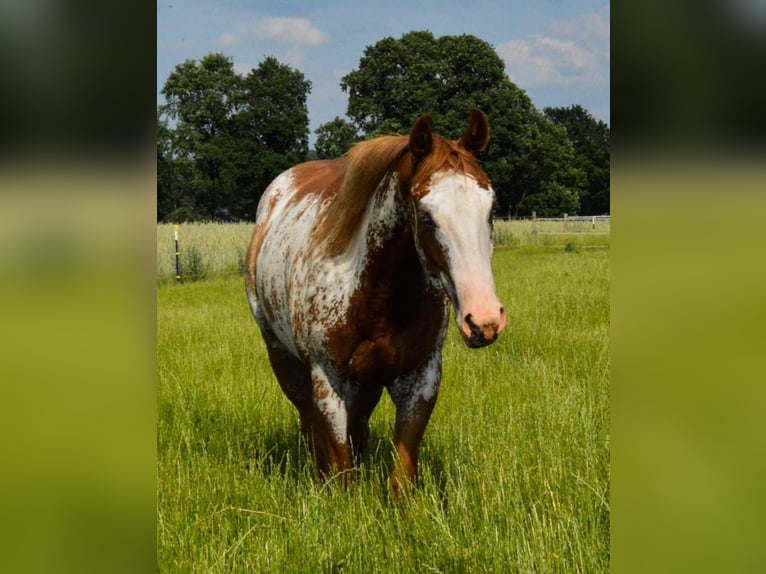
550;10;610;44
497;8;609;89
218;16;327;54
219;32;236;46
254;17;327;46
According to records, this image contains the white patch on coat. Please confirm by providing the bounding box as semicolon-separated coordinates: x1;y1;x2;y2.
311;364;348;442
253;168;405;364
389;346;444;421
417;171;499;327
254;170;326;357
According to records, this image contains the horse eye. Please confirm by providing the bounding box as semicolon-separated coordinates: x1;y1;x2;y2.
419;211;436;231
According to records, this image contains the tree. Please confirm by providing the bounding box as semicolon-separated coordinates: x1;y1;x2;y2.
226;57;311;218
235;57;310;156
159;53;238;220
544;105;610;214
513;117;586;216
157;113;196;221
340;31;585;215
314;117;360;159
157;54;310;221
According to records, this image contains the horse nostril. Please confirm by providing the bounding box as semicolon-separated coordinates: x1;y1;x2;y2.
464;313;480;334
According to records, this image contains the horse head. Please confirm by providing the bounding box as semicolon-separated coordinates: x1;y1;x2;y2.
398;110;507;348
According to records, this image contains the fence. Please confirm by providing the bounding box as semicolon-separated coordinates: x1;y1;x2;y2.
531;212;609;238
493;213;610;248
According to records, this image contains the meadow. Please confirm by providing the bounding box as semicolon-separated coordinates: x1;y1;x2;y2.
157;221;610;572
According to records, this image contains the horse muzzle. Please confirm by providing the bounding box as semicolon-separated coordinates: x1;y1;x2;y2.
460;307;507;348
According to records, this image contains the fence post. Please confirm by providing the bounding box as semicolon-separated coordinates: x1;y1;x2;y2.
563;213;569;232
174;224;181;282
531;211;537;245
592;215;596;230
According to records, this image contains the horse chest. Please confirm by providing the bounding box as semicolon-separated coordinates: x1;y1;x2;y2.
340;273;448;384
345;313;446;385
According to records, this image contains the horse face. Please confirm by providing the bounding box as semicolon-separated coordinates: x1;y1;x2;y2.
413;172;506;348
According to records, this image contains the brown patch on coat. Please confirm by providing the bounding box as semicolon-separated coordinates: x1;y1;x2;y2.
289;159;345;205
323;226;448;386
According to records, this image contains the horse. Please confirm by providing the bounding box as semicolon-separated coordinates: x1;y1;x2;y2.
245;109;506;496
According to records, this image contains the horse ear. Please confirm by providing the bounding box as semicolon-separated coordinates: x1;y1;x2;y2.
409;114;433;160
460;109;490;154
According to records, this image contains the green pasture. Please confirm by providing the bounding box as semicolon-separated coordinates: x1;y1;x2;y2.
157;223;610;572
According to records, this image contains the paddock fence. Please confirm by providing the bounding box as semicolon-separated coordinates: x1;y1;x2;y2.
493;212;610;248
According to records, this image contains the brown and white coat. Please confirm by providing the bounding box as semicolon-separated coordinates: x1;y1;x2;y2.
245;110;506;495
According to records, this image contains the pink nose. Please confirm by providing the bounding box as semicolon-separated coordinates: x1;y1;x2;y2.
461;307;506;348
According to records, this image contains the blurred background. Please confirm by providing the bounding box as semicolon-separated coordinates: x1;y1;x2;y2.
0;1;156;572
610;3;766;573
1;0;764;572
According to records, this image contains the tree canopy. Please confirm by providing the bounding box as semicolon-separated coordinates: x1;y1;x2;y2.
157;54;310;222
544;105;610;214
314;117;359;160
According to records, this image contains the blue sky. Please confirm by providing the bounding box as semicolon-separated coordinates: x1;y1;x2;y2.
158;1;609;145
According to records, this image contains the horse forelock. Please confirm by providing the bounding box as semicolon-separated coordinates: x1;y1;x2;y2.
411;137;491;196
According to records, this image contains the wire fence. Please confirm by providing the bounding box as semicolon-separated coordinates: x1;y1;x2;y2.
492;212;610;248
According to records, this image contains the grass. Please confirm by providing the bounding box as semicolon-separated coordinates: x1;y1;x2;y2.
157;222;253;285
157;224;610;573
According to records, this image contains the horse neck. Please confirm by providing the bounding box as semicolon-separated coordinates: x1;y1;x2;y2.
339;171;410;271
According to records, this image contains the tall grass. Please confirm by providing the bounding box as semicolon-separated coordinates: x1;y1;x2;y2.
157;225;609;572
157;222;253;284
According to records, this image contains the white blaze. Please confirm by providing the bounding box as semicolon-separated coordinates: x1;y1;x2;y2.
418;172;500;328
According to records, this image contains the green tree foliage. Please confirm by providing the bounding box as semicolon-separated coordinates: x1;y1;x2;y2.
157;112;203;221
314;117;360;159
340;31;586;216
158;54;310;222
544;105;610;214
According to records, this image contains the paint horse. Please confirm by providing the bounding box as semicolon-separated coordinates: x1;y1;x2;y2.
245;109;506;495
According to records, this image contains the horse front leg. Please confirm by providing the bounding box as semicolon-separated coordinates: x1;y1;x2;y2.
348;384;384;464
308;365;354;485
388;352;441;498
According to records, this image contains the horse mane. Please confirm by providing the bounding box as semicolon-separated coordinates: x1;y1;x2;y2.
318;132;487;254
317;135;408;254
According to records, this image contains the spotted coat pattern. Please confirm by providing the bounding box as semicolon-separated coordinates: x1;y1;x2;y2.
245;110;506;495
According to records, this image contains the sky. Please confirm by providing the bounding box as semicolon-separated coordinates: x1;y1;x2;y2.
157;0;610;146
